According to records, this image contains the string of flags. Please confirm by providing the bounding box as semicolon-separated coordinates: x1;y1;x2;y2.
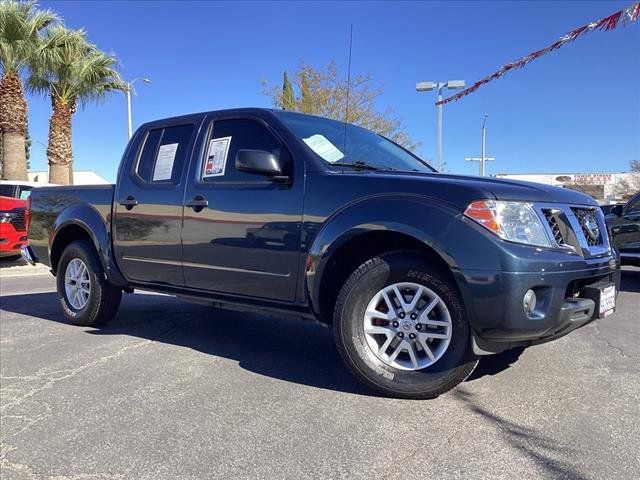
436;2;640;106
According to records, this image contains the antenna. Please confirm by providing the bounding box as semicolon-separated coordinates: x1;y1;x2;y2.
343;24;353;152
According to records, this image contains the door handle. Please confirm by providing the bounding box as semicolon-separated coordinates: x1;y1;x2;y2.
119;195;138;210
186;195;208;212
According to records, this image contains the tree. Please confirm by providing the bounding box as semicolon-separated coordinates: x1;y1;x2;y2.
263;61;417;150
0;0;57;180
24;127;30;169
614;160;640;199
29;26;125;184
281;71;295;111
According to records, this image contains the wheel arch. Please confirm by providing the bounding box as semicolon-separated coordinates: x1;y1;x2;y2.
50;205;127;287
306;195;462;324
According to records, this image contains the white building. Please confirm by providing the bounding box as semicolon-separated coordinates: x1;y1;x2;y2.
495;172;637;203
28;170;110;185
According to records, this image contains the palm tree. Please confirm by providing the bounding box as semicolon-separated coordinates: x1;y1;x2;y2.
0;0;57;180
29;26;125;184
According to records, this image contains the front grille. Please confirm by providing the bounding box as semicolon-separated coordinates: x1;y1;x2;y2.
571;208;602;247
10;210;26;231
543;209;566;245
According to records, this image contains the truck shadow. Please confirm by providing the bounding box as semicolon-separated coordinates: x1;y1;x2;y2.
0;291;373;396
465;346;525;382
1;284;593;393
452;388;589;480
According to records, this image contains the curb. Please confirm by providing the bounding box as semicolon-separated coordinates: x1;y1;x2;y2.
0;266;52;278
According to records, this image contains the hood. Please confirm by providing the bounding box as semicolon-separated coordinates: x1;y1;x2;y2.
367;172;598;209
0;196;27;210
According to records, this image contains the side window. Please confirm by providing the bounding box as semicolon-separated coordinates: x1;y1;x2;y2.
201;119;286;182
136;124;194;184
627;196;640;214
18;186;32;200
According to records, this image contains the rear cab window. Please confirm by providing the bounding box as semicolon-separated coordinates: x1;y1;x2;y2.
18;186;32;199
135;124;195;184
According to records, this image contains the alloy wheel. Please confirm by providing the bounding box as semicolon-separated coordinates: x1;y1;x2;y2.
363;282;452;370
64;258;91;310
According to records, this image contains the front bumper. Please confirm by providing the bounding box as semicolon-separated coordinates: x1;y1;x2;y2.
453;254;620;354
20;245;37;266
0;224;28;257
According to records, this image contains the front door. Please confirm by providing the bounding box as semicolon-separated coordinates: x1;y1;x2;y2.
181;116;303;302
113;122;198;285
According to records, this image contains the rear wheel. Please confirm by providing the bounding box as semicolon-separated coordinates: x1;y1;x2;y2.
56;240;122;327
333;251;477;399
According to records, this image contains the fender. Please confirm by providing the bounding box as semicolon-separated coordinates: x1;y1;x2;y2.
305;193;464;317
50;203;128;287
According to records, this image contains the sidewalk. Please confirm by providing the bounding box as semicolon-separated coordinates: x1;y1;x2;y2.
0;258;51;277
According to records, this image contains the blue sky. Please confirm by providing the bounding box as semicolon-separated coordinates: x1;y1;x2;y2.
27;0;640;182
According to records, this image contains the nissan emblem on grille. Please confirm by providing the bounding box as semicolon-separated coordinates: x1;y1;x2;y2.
583;215;600;242
572;208;602;247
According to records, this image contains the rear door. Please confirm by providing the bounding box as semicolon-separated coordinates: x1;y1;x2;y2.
113;120;200;285
181;115;304;301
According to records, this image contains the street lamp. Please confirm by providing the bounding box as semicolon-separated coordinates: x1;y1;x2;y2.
465;114;495;176
125;77;151;139
416;80;465;172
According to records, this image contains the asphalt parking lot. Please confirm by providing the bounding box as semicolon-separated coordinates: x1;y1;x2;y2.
1;265;639;480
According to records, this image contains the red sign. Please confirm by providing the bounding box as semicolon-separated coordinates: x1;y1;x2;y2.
574;174;612;185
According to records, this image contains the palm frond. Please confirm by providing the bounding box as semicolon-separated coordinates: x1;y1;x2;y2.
27;25;125;106
0;0;59;75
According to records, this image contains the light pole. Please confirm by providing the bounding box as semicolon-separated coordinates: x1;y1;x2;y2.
481;114;488;176
416;80;465;172
465;114;495;176
125;77;151;139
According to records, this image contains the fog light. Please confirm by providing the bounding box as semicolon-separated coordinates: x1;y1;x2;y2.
523;289;537;316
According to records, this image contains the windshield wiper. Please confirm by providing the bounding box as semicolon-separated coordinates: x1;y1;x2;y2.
331;161;390;171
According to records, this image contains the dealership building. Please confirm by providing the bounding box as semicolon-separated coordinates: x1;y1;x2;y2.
494;172;637;204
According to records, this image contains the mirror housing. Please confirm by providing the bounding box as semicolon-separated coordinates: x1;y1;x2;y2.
611;204;624;217
236;149;283;177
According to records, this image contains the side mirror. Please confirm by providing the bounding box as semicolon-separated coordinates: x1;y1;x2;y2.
236;149;283;177
611;204;624;217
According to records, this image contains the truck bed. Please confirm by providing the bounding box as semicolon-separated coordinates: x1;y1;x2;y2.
28;184;115;267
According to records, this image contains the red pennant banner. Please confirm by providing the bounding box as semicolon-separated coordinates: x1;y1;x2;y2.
437;2;640;106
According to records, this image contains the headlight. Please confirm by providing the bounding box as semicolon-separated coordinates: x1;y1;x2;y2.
464;200;552;247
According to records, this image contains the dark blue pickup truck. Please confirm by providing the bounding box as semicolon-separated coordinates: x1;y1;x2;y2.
23;108;620;399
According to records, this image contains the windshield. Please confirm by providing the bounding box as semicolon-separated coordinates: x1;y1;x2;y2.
274;111;435;173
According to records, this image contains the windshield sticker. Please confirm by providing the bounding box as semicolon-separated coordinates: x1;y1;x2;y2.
303;134;344;163
203;136;232;178
153;143;178;181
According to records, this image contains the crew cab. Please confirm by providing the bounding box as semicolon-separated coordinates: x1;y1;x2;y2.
23;108;620;399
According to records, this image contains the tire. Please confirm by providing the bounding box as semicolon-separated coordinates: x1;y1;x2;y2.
333;250;478;399
56;240;122;327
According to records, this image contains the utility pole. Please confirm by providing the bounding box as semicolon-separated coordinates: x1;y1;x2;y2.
416;80;465;172
465;114;495;176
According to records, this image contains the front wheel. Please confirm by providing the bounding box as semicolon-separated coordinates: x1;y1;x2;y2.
56;240;122;327
333;251;477;399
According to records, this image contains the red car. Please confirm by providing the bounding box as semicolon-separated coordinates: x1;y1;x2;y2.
0;195;28;260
